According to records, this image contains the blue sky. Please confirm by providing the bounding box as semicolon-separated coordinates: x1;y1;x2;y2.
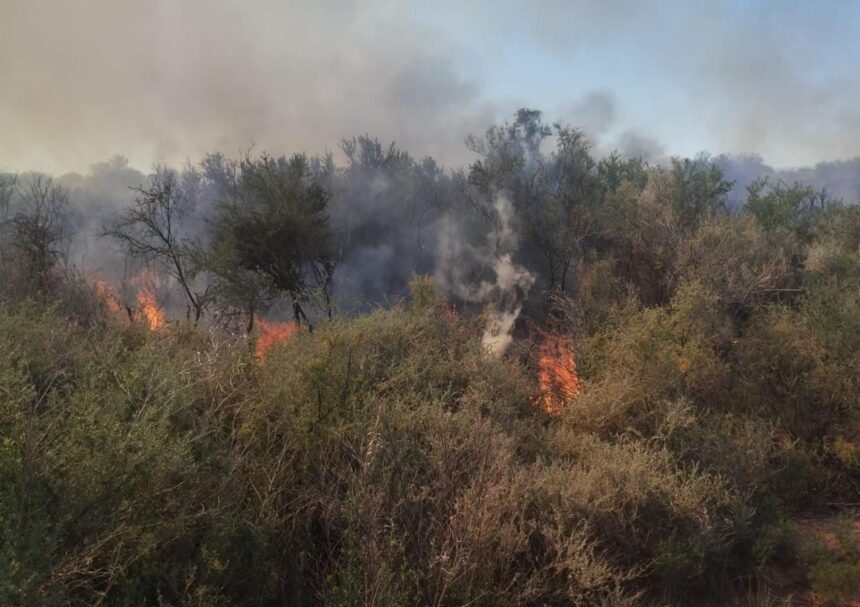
2;0;859;173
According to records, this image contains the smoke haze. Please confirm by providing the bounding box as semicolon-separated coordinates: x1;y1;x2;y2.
3;0;860;334
3;1;860;173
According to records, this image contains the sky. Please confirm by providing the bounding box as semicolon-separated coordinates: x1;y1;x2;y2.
2;0;860;174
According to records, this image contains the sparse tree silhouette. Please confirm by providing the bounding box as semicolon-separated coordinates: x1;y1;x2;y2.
104;167;207;324
0;173;16;221
4;175;72;293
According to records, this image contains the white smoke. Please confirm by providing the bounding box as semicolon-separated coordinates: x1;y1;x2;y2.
435;194;535;356
481;304;522;356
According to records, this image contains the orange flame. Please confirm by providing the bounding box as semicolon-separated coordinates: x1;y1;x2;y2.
92;280;123;315
136;288;165;330
130;268;165;330
256;318;300;360
537;333;581;414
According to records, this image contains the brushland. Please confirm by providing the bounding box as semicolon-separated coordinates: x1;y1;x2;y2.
1;120;860;605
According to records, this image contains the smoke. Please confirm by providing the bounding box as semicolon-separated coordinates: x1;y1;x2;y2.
324;139;452;308
0;0;498;174
57;157;146;276
435;195;535;355
482;304;522;356
614;131;666;163
717;154;860;208
560;90;617;142
3;1;859;174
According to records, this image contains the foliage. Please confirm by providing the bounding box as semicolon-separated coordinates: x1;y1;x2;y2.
203;153;335;328
1;109;859;605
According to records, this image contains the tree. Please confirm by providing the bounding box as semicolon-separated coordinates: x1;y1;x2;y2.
0;173;15;220
335;136;415;266
6;175;72;293
523;125;598;293
669;156;732;231
745;177;830;239
466;109;599;294
204;153;335;330
104;167;207;324
329;136;450;305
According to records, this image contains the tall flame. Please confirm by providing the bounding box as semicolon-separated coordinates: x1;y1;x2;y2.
537;333;581;414
136;288;165;330
131;268;165;330
256;318;300;360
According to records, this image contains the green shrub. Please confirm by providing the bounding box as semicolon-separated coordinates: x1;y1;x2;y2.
795;519;860;606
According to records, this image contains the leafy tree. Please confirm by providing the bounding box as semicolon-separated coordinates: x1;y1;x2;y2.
596;153;649;196
467;109;600;294
205;153;335;329
746;177;830;238
0;173;15;220
669;156;732;231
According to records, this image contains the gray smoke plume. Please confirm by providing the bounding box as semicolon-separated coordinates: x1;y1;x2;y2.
716;154;860;209
435;194;534;355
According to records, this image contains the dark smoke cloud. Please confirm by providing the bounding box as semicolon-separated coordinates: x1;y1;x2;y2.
614;131;666;164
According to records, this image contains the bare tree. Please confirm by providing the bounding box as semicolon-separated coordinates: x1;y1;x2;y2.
11;175;72;290
0;173;16;221
104;167;207;324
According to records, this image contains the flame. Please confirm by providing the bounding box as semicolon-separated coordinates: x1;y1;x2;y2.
537;332;581;414
130;268;165;330
92;280;123;315
136;288;165;330
256;318;300;360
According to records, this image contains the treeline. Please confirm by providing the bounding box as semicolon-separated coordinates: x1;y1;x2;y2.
1;110;859;605
0;109;854;331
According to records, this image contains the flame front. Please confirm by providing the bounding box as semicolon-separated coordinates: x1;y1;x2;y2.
256;318;300;360
537;333;580;414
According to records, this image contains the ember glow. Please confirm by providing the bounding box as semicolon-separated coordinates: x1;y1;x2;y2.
256;318;300;360
537;333;581;414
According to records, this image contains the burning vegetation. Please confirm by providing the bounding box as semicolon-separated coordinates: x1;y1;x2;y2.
255;318;300;360
91;268;166;330
130;268;165;330
134;287;165;330
536;332;581;413
92;280;122;315
3;109;860;607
